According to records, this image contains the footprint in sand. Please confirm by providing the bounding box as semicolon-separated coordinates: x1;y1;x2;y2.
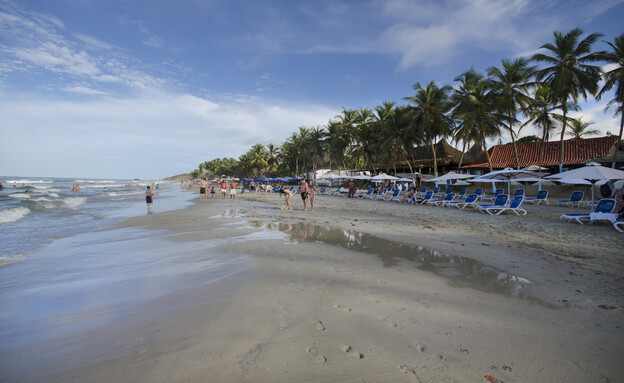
305;346;326;363
334;304;352;312
341;344;351;353
311;319;325;331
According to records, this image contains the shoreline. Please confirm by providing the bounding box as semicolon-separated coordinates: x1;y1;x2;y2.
1;190;623;382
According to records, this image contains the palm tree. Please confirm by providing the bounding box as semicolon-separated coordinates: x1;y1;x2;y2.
567;117;600;139
247;143;269;175
487;58;536;169
532;28;604;172
597;33;624;168
266;144;280;174
406;81;454;177
378;105;417;174
522;83;562;169
452;69;506;172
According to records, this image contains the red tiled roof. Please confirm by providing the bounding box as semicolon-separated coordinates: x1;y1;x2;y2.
460;136;618;169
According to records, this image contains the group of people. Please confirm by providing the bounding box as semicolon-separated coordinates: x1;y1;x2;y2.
280;179;317;212
197;178;238;201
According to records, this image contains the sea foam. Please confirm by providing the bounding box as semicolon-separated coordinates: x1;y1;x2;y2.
0;207;30;224
64;197;87;209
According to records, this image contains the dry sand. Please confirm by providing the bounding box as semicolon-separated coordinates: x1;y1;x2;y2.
91;189;623;383
18;188;622;383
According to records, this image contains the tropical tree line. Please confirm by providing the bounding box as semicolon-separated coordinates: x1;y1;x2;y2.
192;29;624;180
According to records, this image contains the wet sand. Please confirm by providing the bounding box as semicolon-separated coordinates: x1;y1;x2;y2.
1;190;623;382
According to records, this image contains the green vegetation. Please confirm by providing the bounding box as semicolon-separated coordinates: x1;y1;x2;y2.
192;29;622;179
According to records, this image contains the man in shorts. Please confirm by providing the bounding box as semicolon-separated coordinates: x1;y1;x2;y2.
230;180;238;199
200;178;208;201
300;179;309;211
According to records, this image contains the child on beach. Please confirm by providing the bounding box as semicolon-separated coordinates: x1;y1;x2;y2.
210;186;215;199
280;189;293;210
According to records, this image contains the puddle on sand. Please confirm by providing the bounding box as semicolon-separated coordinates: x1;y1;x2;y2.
251;220;541;302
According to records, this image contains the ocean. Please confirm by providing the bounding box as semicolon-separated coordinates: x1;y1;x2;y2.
0;177;195;266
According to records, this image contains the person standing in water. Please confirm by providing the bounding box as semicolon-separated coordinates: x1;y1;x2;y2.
145;186;154;213
200;178;208;201
300;179;309;211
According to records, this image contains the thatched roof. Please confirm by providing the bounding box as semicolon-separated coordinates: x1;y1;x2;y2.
411;140;475;167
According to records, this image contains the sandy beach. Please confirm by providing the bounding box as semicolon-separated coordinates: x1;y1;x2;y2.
2;188;623;382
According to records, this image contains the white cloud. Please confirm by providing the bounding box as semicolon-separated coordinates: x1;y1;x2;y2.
0;91;337;178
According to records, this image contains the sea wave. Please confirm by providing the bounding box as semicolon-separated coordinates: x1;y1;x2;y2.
7;193;31;199
64;197;87;209
0;207;30;224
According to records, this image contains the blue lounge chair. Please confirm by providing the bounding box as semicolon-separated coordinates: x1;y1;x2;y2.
481;188;504;202
477;194;509;213
482;195;526;215
512;189;524;198
415;191;433;204
356;189;374;198
560;199;616;224
432;193;455;207
448;194;479;209
474;188;483;198
456;187;467;199
614;221;624;233
556;191;584;207
525;190;549;205
377;189;399;201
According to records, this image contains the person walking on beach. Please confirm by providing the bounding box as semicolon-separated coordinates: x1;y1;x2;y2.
230;180;238;200
145;186;154;213
280;189;293;210
200;178;208;201
309;183;318;212
348;180;355;198
300;179;309;210
220;180;227;199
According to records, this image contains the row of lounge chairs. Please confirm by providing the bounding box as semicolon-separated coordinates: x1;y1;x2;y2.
318;185;623;231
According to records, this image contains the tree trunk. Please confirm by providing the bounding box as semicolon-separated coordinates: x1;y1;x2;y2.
538;120;547;170
430;140;438;177
612;113;624;168
558;101;568;173
509;116;520;169
481;134;493;172
457;140;467;170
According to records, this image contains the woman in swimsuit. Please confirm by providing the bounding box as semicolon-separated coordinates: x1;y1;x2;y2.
280;189;293;211
145;186;153;213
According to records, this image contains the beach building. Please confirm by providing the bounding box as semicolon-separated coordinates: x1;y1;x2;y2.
460;136;620;174
386;139;477;176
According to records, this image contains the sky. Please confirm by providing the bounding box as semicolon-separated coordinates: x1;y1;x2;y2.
1;0;623;179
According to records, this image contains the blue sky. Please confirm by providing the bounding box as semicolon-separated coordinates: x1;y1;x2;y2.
1;0;623;179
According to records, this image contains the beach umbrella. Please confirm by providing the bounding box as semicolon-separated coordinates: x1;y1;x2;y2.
429;171;473;184
472;167;540;195
351;175;372;180
370;173;400;181
319;172;339;179
545;162;624;207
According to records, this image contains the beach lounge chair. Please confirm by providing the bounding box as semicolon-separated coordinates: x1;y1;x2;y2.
456;187;467;199
356;189;374;198
417;187;427;198
434;187;450;198
482;195;527;215
414;191;433;204
560;199;616;224
474;188;483;199
448;194;479;209
525;190;549;205
476;194;509;213
556;191;584;207
379;189;400;201
481;188;504;202
513;189;524;198
614;221;624;233
432;193;455;207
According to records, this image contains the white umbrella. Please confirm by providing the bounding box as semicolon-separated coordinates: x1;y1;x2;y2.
351;175;372;180
545;162;624;207
319;172;339;179
435;179;470;186
473;167;540;195
370;173;400;181
429;171;473;184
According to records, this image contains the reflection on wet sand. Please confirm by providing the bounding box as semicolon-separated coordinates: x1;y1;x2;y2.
251;220;538;302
